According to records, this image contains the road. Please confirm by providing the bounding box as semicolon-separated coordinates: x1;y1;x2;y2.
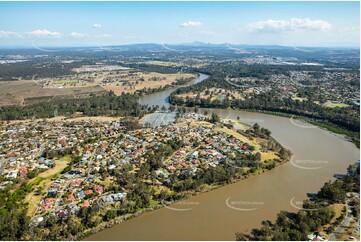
329;213;353;241
0;159;5;175
224;76;249;88
328;193;356;241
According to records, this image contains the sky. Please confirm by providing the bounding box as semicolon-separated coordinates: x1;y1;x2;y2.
0;1;359;48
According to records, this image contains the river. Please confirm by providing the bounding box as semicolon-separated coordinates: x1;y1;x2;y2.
138;73;209;109
87;73;359;241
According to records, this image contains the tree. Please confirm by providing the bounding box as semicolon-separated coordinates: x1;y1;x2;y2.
253;123;260;133
210;113;220;123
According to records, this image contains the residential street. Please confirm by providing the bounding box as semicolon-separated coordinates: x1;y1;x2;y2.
328;193;356;241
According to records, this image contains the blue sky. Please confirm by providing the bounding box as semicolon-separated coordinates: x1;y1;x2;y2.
0;1;359;47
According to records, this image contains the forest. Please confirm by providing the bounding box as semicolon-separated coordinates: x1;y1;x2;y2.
0;59;99;81
0;91;144;120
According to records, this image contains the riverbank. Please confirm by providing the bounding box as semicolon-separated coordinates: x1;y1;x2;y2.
138;73;209;108
83;108;359;240
82;118;290;240
82;155;290;241
185;105;359;148
236;162;360;241
136;73;200;97
238;109;360;148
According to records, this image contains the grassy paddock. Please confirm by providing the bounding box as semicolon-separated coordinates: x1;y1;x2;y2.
322;102;350;108
26;177;44;190
55;79;79;84
25;155;71;216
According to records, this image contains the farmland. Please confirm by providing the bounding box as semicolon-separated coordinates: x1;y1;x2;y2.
100;71;197;95
0;80;106;106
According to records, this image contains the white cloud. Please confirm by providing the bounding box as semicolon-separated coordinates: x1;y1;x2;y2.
69;32;88;38
0;31;21;38
27;29;62;38
180;21;203;27
93;23;102;28
247;18;332;32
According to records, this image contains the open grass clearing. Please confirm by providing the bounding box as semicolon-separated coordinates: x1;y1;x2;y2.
322;102;349;108
25;155;71;216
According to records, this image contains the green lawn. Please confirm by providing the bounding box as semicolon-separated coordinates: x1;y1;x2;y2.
25;155;71;216
322;102;349;108
26;177;45;190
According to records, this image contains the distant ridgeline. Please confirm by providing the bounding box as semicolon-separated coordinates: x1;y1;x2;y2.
0;92;144;120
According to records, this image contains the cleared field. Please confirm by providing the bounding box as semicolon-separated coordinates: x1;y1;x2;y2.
291;96;308;102
25;155;71;216
261;151;278;161
7;115;123;124
319;203;346;239
54;79;79;84
39;156;70;179
140;112;176;127
72;65;130;73
25;191;43;216
216;126;261;152
63;116;122;122
0;80;107;106
102;72;196;95
216;125;280;162
323;102;350;108
175;88;243;101
144;61;181;67
132;60;206;68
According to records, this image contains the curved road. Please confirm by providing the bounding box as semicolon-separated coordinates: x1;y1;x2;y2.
329;193;358;241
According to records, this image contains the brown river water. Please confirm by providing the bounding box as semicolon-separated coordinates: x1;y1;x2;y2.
87;74;359;241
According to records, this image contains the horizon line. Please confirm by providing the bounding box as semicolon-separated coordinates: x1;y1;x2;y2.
0;42;359;50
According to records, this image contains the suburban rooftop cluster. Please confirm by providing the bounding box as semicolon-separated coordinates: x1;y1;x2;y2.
0;115;255;224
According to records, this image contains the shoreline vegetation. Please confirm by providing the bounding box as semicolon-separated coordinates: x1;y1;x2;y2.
169;94;359;148
235;162;360;241
169;105;360;148
238;109;360;148
81;159;289;241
